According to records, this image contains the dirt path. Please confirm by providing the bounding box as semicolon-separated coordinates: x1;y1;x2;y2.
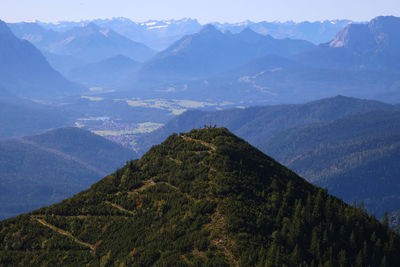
33;217;95;250
127;180;156;196
104;201;136;215
207;208;238;267
167;156;182;164
181;136;216;151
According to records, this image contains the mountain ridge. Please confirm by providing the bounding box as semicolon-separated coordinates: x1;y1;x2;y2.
0;127;137;220
8;21;155;75
133;25;315;85
34;18;350;49
49;23;155;63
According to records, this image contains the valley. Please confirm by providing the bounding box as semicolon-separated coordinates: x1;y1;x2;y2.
49;94;242;150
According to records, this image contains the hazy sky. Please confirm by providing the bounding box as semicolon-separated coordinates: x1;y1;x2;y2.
1;0;399;23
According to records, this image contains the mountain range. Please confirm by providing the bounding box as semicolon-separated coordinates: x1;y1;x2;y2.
214;19;351;44
35;18;350;50
8;16;400;105
8;22;155;74
0;128;399;266
0;127;137;220
121;16;400;104
132;25;315;85
37;18;203;51
46;23;155;63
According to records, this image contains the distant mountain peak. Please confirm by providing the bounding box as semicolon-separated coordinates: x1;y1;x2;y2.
69;22;102;36
200;23;220;33
238;27;261;37
369;15;400;27
239;27;257;34
329;23;371;49
237;27;267;42
329;15;400;52
28;20;156;63
85;22;100;31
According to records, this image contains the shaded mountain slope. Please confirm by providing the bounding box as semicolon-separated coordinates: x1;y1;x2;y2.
7;22;59;48
262;110;400;216
0;127;137;219
0;128;399;266
0;20;84;99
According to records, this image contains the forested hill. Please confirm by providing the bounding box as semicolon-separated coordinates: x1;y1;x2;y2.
261;109;400;217
1;128;399;266
0;127;137;220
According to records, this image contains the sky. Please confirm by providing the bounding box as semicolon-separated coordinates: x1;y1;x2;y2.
1;0;399;23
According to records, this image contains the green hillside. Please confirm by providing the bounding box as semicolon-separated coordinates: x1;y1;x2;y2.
1;128;399;266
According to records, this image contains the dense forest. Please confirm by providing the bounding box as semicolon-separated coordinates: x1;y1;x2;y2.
1;128;399;266
262;110;400;217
